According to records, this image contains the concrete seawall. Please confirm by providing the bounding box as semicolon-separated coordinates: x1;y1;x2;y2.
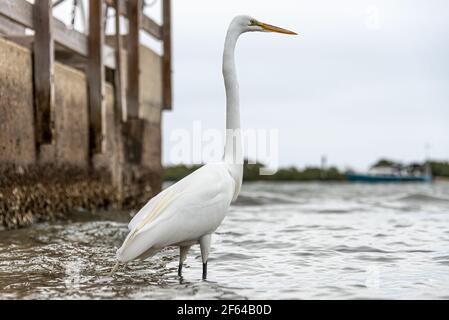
0;37;164;228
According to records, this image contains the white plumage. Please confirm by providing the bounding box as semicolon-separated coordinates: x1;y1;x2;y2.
117;164;235;262
114;15;296;279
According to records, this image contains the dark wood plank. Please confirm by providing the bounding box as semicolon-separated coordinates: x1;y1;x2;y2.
162;0;172;110
126;0;141;119
0;15;26;35
113;0;124;124
33;0;55;144
123;119;143;164
87;0;105;154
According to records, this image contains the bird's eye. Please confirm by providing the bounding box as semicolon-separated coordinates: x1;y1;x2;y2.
249;19;256;26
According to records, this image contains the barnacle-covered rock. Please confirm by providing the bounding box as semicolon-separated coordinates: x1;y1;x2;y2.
0;164;161;229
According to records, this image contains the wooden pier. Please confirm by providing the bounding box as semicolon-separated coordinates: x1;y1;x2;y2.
0;0;173;228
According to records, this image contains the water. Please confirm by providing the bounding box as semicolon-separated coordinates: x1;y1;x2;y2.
1;182;449;299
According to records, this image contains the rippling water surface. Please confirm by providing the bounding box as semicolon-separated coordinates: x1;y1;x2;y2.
1;182;449;299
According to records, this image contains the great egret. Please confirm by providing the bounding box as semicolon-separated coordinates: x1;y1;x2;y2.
113;15;296;279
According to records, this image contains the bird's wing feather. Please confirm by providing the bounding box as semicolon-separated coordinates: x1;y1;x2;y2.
117;163;235;262
128;163;226;230
127;186;172;230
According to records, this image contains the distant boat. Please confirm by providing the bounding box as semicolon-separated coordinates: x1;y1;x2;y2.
346;173;432;183
346;162;432;183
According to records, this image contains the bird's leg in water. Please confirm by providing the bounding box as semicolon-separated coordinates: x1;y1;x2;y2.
200;234;212;279
202;262;207;280
178;245;190;276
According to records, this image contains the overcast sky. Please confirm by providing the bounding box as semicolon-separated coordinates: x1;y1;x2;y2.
159;0;449;170
55;0;449;170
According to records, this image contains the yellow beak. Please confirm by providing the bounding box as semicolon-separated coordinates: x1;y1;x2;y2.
257;22;297;35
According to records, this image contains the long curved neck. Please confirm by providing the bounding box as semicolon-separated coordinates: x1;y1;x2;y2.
223;27;243;164
222;26;244;199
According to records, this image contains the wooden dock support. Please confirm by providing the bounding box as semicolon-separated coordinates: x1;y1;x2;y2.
162;0;172;110
0;0;172;172
124;0;143;165
33;0;55;145
112;0;125;193
87;0;105;154
113;0;125;123
126;0;141;120
105;0;161;40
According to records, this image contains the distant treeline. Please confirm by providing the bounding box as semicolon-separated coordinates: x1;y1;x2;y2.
371;159;449;178
430;161;449;177
163;160;344;182
163;160;449;182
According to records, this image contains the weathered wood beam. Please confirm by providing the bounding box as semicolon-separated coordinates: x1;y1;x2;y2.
141;13;161;40
3;34;116;71
0;0;33;28
162;0;172;110
87;0;105;154
1;35;34;49
105;0;161;39
53;17;87;55
0;14;26;35
33;0;55;144
0;0;115;69
126;0;141;119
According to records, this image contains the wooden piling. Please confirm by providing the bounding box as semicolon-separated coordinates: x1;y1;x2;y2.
162;0;172;110
112;0;125;194
113;0;125;123
33;0;55;145
126;0;141;120
87;0;105;155
124;0;143;165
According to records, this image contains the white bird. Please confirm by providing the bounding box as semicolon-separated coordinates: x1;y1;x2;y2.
113;15;296;279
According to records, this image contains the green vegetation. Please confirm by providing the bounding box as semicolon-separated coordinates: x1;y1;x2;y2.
372;159;398;168
371;159;449;179
163;160;449;182
164;160;345;182
430;161;449;178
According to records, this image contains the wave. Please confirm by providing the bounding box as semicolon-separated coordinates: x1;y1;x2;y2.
234;191;303;206
396;193;449;203
331;245;391;254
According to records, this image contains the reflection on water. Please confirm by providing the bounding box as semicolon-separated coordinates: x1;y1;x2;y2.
1;182;449;299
